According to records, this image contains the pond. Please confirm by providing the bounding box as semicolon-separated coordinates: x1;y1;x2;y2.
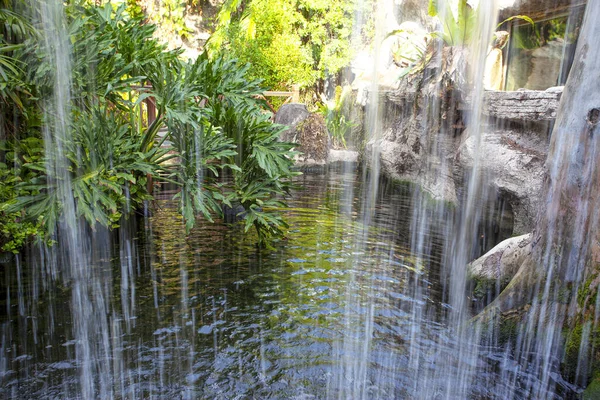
2;165;563;399
1;165;456;398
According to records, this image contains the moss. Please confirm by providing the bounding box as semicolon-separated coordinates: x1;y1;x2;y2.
562;319;600;387
498;317;520;344
474;305;525;347
563;323;585;381
578;272;599;310
471;276;496;303
583;376;600;400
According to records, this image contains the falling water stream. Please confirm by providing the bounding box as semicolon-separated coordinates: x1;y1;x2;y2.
1;0;598;398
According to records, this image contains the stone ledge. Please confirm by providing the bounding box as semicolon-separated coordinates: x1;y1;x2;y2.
387;86;563;122
482;87;563;121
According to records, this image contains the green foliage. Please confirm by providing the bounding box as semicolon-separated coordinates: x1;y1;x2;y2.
511;16;568;51
155;0;193;39
1;1;298;251
427;0;533;46
386;28;427;69
186;54;299;246
318;85;355;149
0;0;35;111
235;114;298;247
497;15;534;30
427;0;477;46
208;0;370;91
4;3;174;236
145;51;298;245
0;165;45;253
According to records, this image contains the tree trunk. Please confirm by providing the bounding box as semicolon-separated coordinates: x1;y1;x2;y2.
534;1;600;283
473;3;600;391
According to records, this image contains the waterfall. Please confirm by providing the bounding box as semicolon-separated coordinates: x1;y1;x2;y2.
38;1;113;397
1;0;598;398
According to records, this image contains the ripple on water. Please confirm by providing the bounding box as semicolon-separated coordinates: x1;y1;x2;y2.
3;168;455;399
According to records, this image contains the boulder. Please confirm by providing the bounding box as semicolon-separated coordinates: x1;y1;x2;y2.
482;87;563;121
274;103;310;143
468;233;532;306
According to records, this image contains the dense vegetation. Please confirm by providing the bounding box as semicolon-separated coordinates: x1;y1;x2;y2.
0;0;298;252
208;0;373;91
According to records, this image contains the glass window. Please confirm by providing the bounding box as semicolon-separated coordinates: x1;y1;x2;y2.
504;5;585;91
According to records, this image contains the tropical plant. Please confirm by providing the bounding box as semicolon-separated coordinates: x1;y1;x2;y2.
319;85;355;149
427;0;533;46
162;53;299;246
0;163;46;253
1;1;298;251
0;0;35;112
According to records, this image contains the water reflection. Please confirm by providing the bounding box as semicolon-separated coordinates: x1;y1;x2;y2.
0;167;449;398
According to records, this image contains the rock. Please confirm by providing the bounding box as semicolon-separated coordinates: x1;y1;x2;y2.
274;105;331;164
482;87;563;121
222;203;246;223
294;113;330;163
368;135;458;203
364;46;470;203
274;103;310;143
471;251;540;324
469;234;532;281
367;111;459;203
455;129;547;234
468;233;532;306
328;149;359;163
394;0;436;30
362;45;556;233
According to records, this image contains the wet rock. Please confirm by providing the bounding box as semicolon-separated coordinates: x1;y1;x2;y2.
471;252;540;324
328;149;359;163
222;203;246;223
456;129;547;234
468;233;532;306
365;46;468;203
362;42;559;232
368;133;458;203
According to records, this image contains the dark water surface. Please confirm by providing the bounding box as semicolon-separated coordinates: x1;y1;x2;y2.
1;167;457;399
